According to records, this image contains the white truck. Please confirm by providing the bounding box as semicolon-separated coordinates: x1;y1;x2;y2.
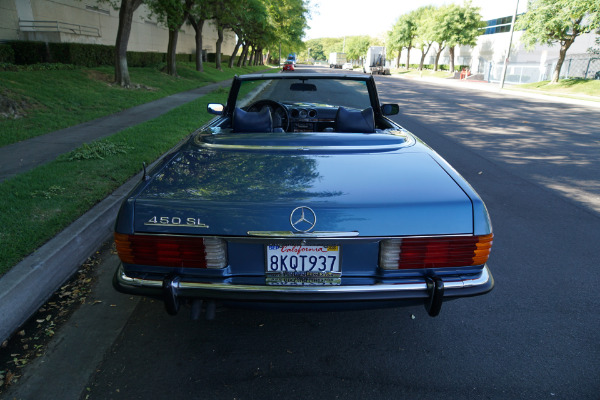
329;52;347;69
363;46;390;75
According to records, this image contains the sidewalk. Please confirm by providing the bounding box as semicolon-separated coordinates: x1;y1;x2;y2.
0;79;232;182
0;79;233;343
393;73;600;108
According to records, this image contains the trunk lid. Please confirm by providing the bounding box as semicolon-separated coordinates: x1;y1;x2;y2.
131;134;473;237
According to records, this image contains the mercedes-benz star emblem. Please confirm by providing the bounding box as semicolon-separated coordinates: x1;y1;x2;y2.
290;206;317;232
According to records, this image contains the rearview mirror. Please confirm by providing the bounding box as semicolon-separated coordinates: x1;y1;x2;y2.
381;104;399;116
290;83;317;91
207;103;224;115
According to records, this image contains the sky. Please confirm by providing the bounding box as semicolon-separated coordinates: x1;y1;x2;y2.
304;0;528;40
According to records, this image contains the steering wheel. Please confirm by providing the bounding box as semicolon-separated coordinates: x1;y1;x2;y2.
247;100;290;132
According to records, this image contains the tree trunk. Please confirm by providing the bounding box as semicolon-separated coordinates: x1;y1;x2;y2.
552;39;575;83
215;26;224;71
166;4;191;77
189;17;205;72
114;0;143;87
239;44;249;67
434;45;445;71
248;46;255;66
396;48;401;69
449;46;455;74
166;29;179;76
229;35;242;68
406;45;412;70
418;43;432;70
256;47;262;65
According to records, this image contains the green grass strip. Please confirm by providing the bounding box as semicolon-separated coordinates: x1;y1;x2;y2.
0;63;269;146
0;67;275;275
0;84;231;274
508;79;600;101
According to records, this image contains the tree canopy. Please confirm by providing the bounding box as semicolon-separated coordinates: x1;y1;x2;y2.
433;2;485;72
387;12;418;69
105;0;309;83
516;0;600;82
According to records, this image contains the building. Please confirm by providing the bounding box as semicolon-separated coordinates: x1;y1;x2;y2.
0;0;236;57
394;13;600;83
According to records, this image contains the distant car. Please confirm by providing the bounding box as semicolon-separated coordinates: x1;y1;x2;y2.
342;63;353;70
282;61;294;72
113;73;494;320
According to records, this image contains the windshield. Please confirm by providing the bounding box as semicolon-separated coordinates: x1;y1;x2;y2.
237;78;372;110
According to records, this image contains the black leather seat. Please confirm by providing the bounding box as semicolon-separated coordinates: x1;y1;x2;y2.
335;106;375;133
232;107;273;133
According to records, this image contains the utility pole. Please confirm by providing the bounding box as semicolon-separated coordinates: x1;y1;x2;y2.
500;0;519;89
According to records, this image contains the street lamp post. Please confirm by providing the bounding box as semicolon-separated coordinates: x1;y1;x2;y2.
500;0;520;89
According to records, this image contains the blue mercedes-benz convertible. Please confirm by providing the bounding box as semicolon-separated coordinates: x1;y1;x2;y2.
113;73;494;319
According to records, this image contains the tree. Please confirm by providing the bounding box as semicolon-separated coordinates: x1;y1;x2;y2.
209;0;235;70
263;0;309;63
437;2;485;73
388;13;417;69
516;0;600;83
345;36;371;61
112;0;145;87
430;5;453;71
302;39;325;60
387;20;404;68
147;0;192;76
187;0;213;72
414;6;437;70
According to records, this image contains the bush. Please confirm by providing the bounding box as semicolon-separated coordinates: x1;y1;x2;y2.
67;43;114;66
206;53;231;64
9;41;48;64
2;41;198;69
0;62;19;71
127;51;164;67
3;41;172;68
175;53;192;63
0;44;15;63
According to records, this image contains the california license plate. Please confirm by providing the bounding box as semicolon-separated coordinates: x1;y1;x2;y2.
266;244;341;285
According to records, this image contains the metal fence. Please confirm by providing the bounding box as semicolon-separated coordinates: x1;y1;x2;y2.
485;62;544;84
19;20;101;37
484;54;600;84
552;54;600;80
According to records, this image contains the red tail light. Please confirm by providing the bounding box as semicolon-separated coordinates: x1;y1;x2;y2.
114;233;227;269
380;234;493;270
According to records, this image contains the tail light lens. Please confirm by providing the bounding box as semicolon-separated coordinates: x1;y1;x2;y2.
380;234;493;270
114;233;227;269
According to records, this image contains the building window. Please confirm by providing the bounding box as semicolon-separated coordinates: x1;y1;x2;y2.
482;15;515;35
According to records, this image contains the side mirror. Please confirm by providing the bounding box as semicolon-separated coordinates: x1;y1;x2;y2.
207;103;224;115
381;104;399;116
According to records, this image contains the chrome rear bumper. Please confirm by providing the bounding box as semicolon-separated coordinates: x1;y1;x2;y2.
114;263;494;316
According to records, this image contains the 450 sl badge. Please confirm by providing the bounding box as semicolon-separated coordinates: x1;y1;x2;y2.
144;216;209;228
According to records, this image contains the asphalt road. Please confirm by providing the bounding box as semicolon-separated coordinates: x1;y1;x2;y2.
6;65;600;399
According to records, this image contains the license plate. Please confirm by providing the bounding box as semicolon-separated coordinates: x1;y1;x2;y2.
266;245;341;285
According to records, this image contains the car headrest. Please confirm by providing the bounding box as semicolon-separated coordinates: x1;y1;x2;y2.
232;107;273;133
335;106;375;133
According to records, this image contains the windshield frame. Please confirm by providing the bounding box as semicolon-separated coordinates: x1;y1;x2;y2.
224;73;382;117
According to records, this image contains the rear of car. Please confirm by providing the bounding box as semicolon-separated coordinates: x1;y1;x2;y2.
113;74;494;319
